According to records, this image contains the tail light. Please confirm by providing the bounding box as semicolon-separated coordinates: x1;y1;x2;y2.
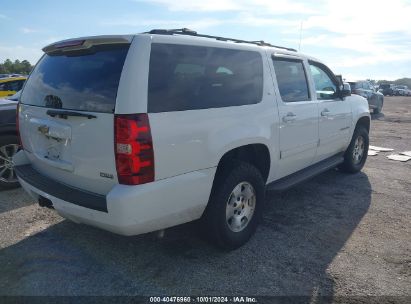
114;114;154;185
16;102;23;148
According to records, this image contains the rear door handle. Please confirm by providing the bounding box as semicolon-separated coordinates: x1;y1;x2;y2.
282;112;297;123
321;109;331;116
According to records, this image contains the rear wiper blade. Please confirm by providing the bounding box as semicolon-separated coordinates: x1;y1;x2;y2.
46;110;97;119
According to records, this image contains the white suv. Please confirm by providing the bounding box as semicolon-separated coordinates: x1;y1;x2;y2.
14;29;370;249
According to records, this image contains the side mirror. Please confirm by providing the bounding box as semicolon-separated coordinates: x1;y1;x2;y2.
335;75;343;86
340;83;351;98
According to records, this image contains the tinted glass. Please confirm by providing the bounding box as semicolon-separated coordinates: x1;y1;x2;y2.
7;80;25;91
17;80;25;91
309;64;337;100
148;44;263;112
273;59;310;102
348;82;359;90
21;45;129;113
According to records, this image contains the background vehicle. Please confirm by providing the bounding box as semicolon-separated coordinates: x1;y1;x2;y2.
0;77;26;98
0;97;19;189
395;85;410;96
349;80;384;114
14;29;370;249
0;90;21;103
380;84;394;96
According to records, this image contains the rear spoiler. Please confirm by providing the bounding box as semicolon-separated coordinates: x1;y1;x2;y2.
42;36;132;55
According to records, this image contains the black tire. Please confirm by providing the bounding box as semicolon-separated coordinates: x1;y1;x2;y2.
200;161;265;250
339;126;369;173
0;135;20;190
373;106;381;114
373;100;383;114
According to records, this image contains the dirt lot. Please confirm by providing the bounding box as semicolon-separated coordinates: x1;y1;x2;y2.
0;97;410;300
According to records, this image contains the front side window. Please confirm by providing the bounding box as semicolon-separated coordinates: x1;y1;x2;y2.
272;58;310;102
148;44;264;112
309;63;337;100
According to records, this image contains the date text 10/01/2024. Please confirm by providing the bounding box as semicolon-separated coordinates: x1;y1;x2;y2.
149;297;257;303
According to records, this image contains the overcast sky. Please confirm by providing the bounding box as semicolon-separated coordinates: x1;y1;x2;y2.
1;0;411;80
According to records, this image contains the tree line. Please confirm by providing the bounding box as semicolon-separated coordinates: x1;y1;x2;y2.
0;59;33;75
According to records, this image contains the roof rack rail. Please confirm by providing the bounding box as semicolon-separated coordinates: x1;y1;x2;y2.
144;28;297;52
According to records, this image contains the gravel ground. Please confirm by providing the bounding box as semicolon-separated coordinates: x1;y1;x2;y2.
0;97;410;300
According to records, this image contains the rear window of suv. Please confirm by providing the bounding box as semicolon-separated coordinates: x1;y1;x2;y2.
148;44;264;112
21;44;129;113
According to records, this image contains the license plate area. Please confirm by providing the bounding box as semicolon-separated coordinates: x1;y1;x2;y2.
28;117;74;171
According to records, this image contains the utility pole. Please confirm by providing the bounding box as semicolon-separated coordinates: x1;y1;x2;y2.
298;21;303;52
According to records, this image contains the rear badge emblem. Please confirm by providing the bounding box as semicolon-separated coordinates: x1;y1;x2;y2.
100;172;114;179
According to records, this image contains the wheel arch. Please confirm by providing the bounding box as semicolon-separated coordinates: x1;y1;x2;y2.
214;143;271;184
355;115;371;132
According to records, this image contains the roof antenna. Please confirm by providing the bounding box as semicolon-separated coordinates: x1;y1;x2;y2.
298;21;303;52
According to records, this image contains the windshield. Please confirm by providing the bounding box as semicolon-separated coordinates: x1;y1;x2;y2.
21;44;129;113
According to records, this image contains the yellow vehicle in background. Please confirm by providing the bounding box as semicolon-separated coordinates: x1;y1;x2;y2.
0;77;27;98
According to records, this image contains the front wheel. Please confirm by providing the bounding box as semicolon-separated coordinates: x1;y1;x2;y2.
339;126;369;173
200;161;265;250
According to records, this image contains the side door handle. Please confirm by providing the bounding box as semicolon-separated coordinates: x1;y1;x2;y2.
282;112;297;123
321;109;331;117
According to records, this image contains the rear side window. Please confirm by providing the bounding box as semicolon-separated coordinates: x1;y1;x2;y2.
148;44;264;112
21;44;129;113
272;59;310;102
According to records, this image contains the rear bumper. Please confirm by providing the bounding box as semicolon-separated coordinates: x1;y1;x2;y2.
15;165;107;212
16;164;216;236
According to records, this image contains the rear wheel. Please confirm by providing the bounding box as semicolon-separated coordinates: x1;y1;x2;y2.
201;161;265;250
0;135;20;190
339;126;369;173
